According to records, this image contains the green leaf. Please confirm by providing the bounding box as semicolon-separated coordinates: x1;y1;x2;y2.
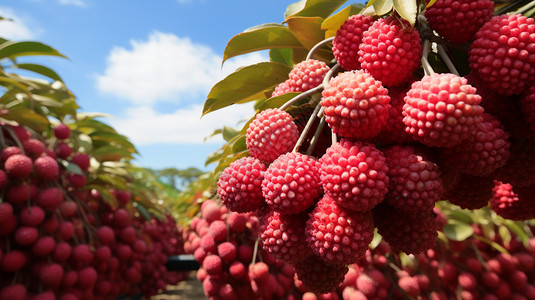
425;0;438;9
443;220;474;241
503;220;530;247
370;228;382;250
498;225;512;247
365;0;376;9
321;4;365;38
285;0;307;19
286;16;326;50
135;203;152;221
474;235;509;254
223;25;302;63
1;106;49;132
287;0;348;19
222;126;240;142
202;62;292;116
205;149;223;166
373;0;393;15
393;0;418;26
446;209;474;224
0;41;67;60
89;131;137;153
13;63;63;82
58;158;84;175
269;48;294;66
92;146;134;162
258;92;301;111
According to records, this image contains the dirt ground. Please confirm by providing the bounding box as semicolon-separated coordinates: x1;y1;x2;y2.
151;272;207;300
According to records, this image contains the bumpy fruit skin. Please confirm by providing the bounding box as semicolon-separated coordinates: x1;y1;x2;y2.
494;138;535;187
439;113;510;176
246;108;299;163
272;79;292;97
373;203;439;254
22;138;45;159
520;86;535;133
294;255;349;294
332;14;375;71
287;59;330;92
259;210;313;264
34;156;60;181
384;145;443;213
305;194;374;265
358;17;422;87
321;70;391;139
444;175;494;210
262;152;321;214
217;156;266;213
4;154;33;180
469;14;535;95
53;123;71;140
375;86;414;144
320;139;389;212
425;0;493;44
402;73;484;147
490;182;535;220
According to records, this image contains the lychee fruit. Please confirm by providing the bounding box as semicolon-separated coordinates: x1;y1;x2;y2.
37;187;64;210
1;250;26;272
358;16;422;87
493;138;535;187
332;14;375;71
39;263;64;288
262;152;322;214
374;86;414;144
22;138;45;159
217;156;266;213
55;142;73;159
20;206;45;226
272;79;292;97
294;255;349;294
71;153;90;171
32;236;56;257
287;59;330;92
246;108;299;163
34;155;60;181
402;73;484;147
97;226;115;245
520;86;535;133
321;70;391;139
14;226;39;246
444;175;493;210
203;254;223;276
54;123;71;140
4;154;32;180
490;182;535;221
0;284;26;300
425;0;494;44
320;139;389;212
0;170;7;190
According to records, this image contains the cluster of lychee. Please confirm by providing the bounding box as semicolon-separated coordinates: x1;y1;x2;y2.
216;0;535;294
0;123;186;300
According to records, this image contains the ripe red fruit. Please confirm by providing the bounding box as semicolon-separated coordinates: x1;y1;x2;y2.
34;155;60;181
39;263;64;288
22;138;45;159
72;244;94;266
321;70;391;139
260;210;313;264
445;175;493;210
76;267;98;289
20;205;45;226
294;255;349;294
201;200;223;223
262;152;322;214
120;226;137;244
469;14;535;95
287;59;330;91
384;145;443;213
227;212;247;232
114;208;130;228
332;14;375;71
375;86;413;144
358;17;422;87
402;73;484;147
306;194;374;265
520;86;535;133
71;153;90;171
68;173;87;188
490;182;535;220
55;142;73;159
97;226;115;245
320;139;389;212
217;156;266;213
271;79;292;97
398;276;421;297
6;183;36;204
4;154;33;180
54;123;71;139
0;284;26;300
126;267;142;283
0;146;20;162
52;242;72;262
494;138;535;187
32;236;56;257
425;0;493;44
58;221;75;240
38;187;64;210
115;190;131;205
208;220;227;243
59;201;77;218
95;245;112;261
246;108;299;163
1;250;26;272
217;242;237;264
0;202;13;223
0;170;7;189
14;226;39;246
203;254;223;275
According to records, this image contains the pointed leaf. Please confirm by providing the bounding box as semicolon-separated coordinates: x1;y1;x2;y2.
373;0;393;15
321;4;365;38
285;0;307;19
0;41;67;60
258;92;301;111
222;126;240;142
1;106;49;131
286;16;325;50
202;62;292;116
287;0;348;19
135;203;152;221
270;48;294;66
223;25;302;63
443;220;474;241
425;0;438;9
13;63;63;82
393;0;418;26
58;158;84;175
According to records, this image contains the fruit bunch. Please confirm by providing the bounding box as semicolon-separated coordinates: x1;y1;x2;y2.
0;123;186;300
204;0;535;296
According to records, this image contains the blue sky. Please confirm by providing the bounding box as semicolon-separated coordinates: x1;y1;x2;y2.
0;0;293;171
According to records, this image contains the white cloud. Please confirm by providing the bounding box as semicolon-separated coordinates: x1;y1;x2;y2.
58;0;86;7
108;103;255;145
96;31;266;105
0;7;36;40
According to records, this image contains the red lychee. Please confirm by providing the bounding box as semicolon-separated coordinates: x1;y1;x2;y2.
332;14;375;71
4;154;32;180
54;123;71;140
22;138;45;159
294;255;349;294
37;187;64;210
34;155;60;181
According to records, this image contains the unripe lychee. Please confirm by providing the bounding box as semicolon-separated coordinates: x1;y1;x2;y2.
294;255;349;294
332;14;375;71
262;152;322;214
358;17;422;87
469;14;535;95
54;123;71;140
34;155;60;181
305;194;374;265
425;0;493;44
246;108;299;163
320;139;389;212
217;156;266;213
4;154;32;180
321;70;391;139
402;73;484;147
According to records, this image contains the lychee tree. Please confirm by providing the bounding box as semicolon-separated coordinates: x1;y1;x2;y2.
193;0;535;298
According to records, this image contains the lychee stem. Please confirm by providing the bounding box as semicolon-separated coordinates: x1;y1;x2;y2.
306;113;327;156
292;103;323;153
437;44;459;76
421;39;435;76
279;84;323;111
516;0;535;14
331;131;337;145
306;37;335;61
251;237;261;265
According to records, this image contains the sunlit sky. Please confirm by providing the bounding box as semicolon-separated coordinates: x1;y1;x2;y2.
1;0;294;171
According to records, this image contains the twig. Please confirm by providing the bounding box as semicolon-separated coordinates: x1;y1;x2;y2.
515;0;535;15
306;114;327;156
279;85;323;111
421;39;435;76
293;104;323;153
437;44;459;76
306;37;335;61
